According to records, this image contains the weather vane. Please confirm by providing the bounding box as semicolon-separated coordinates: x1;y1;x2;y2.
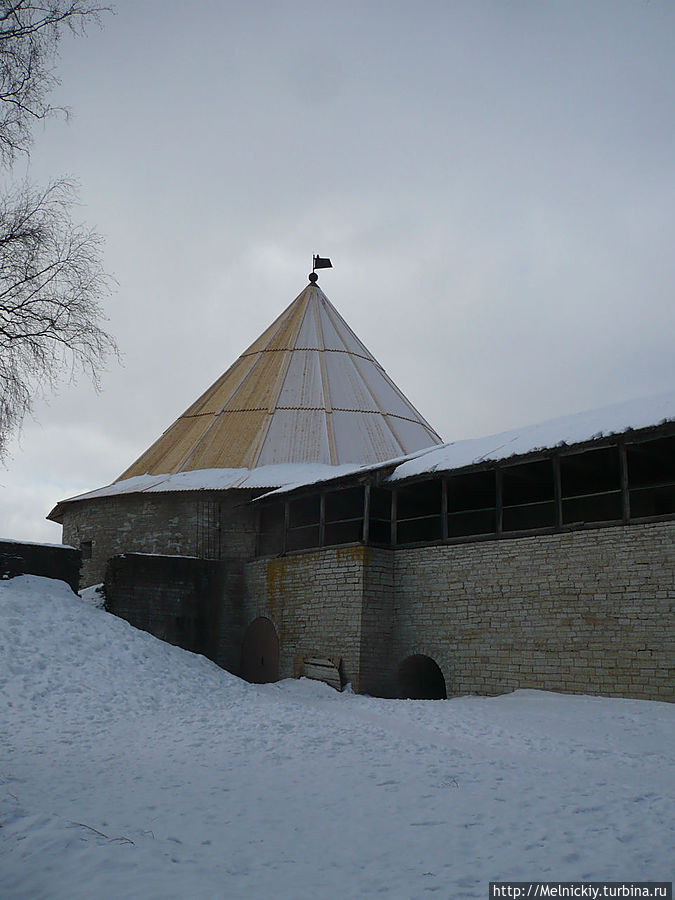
309;254;332;283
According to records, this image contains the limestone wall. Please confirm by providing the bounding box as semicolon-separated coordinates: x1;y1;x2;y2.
244;547;366;688
393;521;674;701
61;490;257;588
63;489;674;701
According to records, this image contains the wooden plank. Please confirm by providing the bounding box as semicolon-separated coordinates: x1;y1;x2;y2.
303;656;342;691
619;441;630;523
362;483;370;544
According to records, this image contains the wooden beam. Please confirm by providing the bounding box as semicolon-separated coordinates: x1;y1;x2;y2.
362;484;370;544
441;477;448;541
282;500;289;555
319;493;326;546
619;440;630;523
254;505;261;557
553;454;563;529
391;488;397;546
495;467;503;536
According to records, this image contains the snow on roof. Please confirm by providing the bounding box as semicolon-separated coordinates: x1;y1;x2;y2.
260;390;675;498
48;391;675;519
0;538;76;550
388;391;675;481
48;463;365;519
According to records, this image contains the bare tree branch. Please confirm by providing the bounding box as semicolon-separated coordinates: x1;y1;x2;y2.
0;1;116;460
0;179;118;458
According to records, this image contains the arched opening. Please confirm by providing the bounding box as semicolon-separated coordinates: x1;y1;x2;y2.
241;617;279;684
396;654;446;700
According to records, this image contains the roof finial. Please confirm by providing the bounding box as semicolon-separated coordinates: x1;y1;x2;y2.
310;254;332;282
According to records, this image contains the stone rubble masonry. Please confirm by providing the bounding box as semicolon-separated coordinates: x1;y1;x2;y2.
243;546;367;689
392;520;674;701
0;539;81;593
62;490;257;589
62;490;674;701
105;554;226;663
245;521;674;701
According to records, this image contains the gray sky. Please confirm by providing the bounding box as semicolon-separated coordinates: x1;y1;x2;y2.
2;0;674;542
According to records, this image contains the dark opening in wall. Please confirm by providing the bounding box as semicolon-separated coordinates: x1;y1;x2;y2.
369;487;392;544
396;479;442;544
324;486;364;546
258;503;284;556
447;470;496;537
80;540;93;561
287;494;321;551
241;616;279;684
627;435;675;518
396;654;447;699
561;446;622;525
502;459;556;532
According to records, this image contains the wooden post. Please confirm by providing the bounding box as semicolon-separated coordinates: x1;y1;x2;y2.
495;467;503;536
441;477;448;541
619;441;630;523
391;488;397;546
319;493;326;546
553;454;563;529
282;500;289;554
362;484;371;544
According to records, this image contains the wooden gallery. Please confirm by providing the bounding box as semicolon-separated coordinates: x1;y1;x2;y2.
48;276;675;701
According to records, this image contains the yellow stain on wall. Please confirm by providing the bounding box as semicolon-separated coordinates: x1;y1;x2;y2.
336;545;365;564
265;557;288;624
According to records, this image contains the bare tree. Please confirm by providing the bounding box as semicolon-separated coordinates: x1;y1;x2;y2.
0;1;108;162
0;0;116;459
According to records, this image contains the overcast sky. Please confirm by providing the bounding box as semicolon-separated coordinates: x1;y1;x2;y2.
2;0;674;542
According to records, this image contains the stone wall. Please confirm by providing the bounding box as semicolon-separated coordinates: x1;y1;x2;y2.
359;547;395;696
105;553;226;662
244;547;366;688
61;489;674;701
61;490;257;589
0;539;81;593
393;521;675;701
245;522;674;701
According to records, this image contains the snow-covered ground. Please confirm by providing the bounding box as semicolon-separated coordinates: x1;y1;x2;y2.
1;576;673;899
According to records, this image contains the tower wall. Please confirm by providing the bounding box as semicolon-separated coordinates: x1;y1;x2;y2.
245;521;674;701
61;489;258;589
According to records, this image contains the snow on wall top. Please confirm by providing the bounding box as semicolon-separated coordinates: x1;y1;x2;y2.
48;391;675;520
388;391;675;481
47;463;365;519
259;390;675;498
117;280;442;480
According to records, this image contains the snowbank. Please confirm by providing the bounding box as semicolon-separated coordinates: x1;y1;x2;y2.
1;576;673;899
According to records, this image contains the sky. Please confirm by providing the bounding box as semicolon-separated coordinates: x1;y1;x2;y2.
1;0;674;542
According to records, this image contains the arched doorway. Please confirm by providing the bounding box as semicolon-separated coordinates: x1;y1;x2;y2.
396;654;447;699
241;617;279;684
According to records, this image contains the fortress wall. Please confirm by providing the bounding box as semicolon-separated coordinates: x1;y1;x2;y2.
60;490;257;589
244;546;366;688
392;520;675;701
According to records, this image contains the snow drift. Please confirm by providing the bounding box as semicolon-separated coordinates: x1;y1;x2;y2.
1;575;673;899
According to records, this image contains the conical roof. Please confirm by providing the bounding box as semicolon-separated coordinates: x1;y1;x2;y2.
118;280;443;480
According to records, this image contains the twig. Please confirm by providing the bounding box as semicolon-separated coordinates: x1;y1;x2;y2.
70;821;135;845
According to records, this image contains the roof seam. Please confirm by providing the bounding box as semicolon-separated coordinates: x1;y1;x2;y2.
181;407;439;420
240;347;387;368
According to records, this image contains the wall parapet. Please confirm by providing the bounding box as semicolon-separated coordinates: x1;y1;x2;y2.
0;539;80;593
